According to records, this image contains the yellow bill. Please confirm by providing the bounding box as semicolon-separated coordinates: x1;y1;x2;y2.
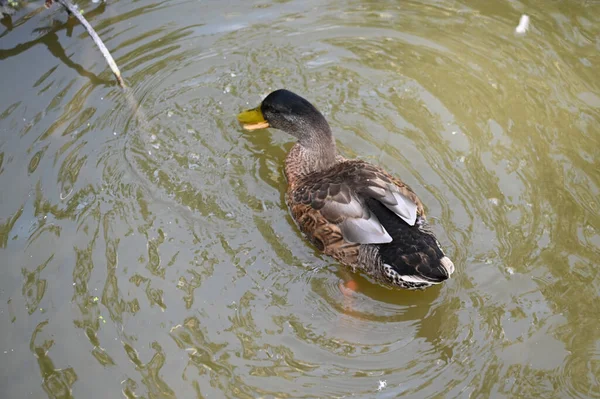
237;107;270;130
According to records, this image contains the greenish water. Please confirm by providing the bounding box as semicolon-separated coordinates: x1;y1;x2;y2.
1;0;599;397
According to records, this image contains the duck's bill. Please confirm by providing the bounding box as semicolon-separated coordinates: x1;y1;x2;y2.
237;107;270;130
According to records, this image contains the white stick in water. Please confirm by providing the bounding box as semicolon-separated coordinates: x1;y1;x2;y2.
55;0;124;87
515;14;530;34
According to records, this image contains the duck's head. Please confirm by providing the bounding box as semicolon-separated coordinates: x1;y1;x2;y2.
237;89;332;145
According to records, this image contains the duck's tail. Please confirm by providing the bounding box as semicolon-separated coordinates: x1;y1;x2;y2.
366;198;454;289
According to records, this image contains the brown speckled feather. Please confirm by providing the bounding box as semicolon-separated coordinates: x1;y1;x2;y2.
286;146;425;268
291;160;425;217
288;202;362;266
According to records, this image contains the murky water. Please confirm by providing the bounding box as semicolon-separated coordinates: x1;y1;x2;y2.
1;0;599;397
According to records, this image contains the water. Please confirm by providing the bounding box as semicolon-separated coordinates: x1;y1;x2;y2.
1;0;599;397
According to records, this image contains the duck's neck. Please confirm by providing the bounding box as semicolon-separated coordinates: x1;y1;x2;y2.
285;137;338;184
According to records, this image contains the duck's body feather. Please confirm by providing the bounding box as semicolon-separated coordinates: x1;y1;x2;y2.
285;146;454;289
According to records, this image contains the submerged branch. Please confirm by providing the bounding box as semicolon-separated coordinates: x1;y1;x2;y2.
54;0;124;87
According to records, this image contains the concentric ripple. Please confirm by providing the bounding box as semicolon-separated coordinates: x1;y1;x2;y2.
0;0;599;398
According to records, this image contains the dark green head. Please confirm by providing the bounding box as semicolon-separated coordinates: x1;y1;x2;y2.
237;89;332;144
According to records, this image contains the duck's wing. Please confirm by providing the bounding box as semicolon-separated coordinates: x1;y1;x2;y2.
291;161;425;245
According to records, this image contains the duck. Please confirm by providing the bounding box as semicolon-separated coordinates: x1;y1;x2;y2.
237;89;454;289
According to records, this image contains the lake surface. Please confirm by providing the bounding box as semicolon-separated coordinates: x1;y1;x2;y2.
1;0;599;397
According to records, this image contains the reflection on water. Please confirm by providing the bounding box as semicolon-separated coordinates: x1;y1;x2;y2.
1;0;599;397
